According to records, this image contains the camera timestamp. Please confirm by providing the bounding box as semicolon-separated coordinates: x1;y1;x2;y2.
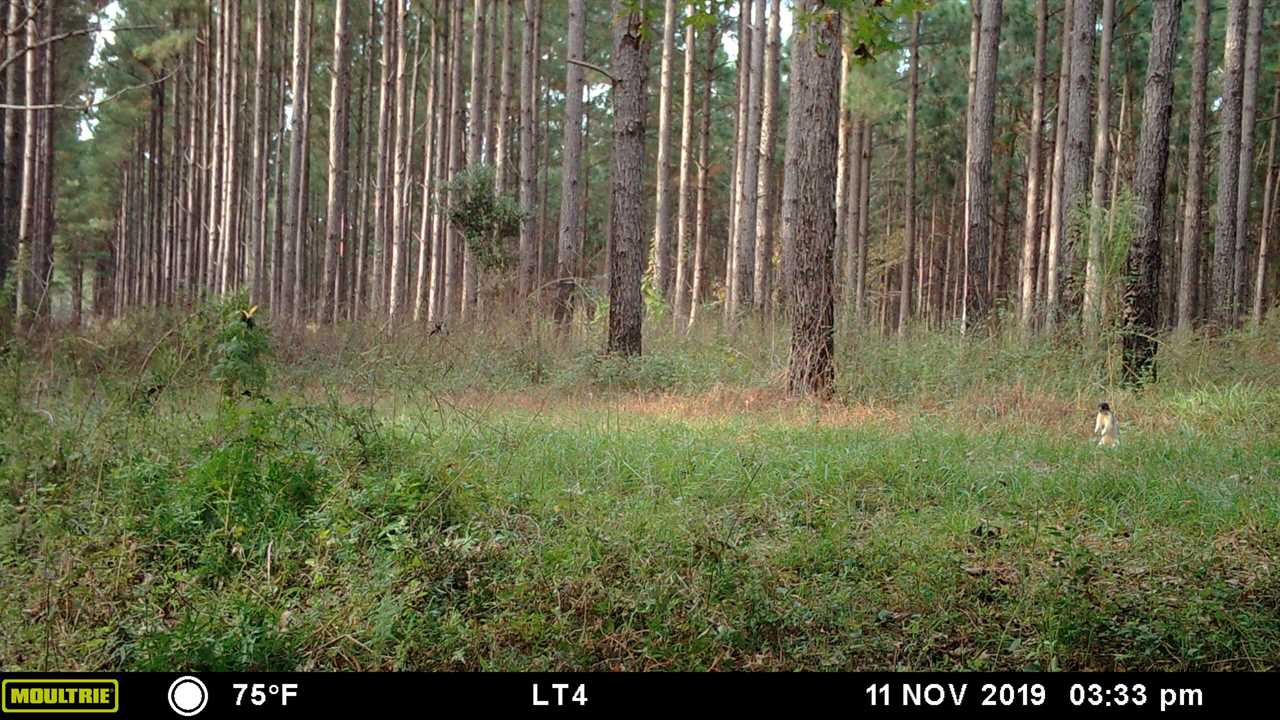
864;682;1206;712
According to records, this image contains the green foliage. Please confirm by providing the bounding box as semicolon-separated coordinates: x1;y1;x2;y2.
439;165;526;273
210;294;270;399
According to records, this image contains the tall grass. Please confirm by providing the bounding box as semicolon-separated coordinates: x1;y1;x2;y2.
2;305;1278;670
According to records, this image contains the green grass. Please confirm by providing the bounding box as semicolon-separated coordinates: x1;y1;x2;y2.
2;307;1279;670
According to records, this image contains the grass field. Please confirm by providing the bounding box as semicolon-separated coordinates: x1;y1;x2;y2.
3;303;1279;671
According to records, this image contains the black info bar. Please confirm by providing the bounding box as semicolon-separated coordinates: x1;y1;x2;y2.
0;672;1259;717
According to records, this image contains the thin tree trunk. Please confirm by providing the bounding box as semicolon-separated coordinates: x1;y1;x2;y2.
673;6;696;329
854;123;871;323
390;4;410;322
1255;73;1280;325
754;0;781;316
322;0;351;325
415;1;440;323
219;0;240;296
898;11;920;334
688;19;715;330
444;1;465;322
1020;0;1047;333
1082;0;1114;336
1177;0;1209;330
651;0;677;301
518;0;540;302
12;0;38;330
729;0;764;321
1232;0;1263;323
553;0;586;326
1044;0;1073;332
461;0;488;320
1211;0;1247;326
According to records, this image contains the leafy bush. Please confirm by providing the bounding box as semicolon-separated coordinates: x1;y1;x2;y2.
210;294;270;398
439;164;526;272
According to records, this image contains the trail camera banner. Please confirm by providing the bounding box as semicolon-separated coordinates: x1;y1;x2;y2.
0;672;1259;717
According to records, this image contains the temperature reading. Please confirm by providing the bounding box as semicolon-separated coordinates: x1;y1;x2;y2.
233;683;299;707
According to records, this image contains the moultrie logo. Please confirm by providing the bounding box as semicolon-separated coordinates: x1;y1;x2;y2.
1;678;119;714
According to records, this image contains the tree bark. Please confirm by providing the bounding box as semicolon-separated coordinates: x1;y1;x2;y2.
754;0;781;316
854;122;871;323
963;0;1003;330
1082;0;1114;336
1121;0;1181;383
606;0;649;357
518;0;540;302
687;19;715;330
390;4;410;322
12;0;37;330
1211;0;1247;326
1019;0;1047;333
1176;0;1209;330
1060;0;1095;315
444;1;466;322
673;6;696;329
1255;73;1280;325
785;2;841;398
1232;0;1263;323
729;0;763;321
898;11;920;335
322;0;351;325
1044;0;1072;332
651;0;676;301
553;0;586;326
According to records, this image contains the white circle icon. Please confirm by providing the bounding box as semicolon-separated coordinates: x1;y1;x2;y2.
167;676;208;717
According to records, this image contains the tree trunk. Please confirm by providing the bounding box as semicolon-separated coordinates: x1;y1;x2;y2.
1232;0;1263;323
12;0;37;330
389;4;410;322
673;7;696;329
753;0;781;317
728;0;763;321
785;2;841;398
1121;0;1181;383
1176;0;1209;330
281;0;310;323
414;2;440;323
724;0;752;322
651;0;676;301
1255;73;1280;325
1060;0;1095;315
963;0;1003;330
1082;0;1114;336
219;0;241;297
553;0;586;326
1211;0;1247;327
1019;0;1047;333
688;20;716;330
854;122;871;323
444;1;465;321
1;1;23;305
518;0;540;302
1044;0;1072;332
322;0;350;325
898;12;920;335
606;1;649;356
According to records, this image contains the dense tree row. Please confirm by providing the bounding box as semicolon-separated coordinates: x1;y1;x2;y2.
0;0;1278;394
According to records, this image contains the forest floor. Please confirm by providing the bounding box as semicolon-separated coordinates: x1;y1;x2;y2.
3;302;1280;670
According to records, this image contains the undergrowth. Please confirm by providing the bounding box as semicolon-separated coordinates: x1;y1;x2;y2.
2;305;1278;670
